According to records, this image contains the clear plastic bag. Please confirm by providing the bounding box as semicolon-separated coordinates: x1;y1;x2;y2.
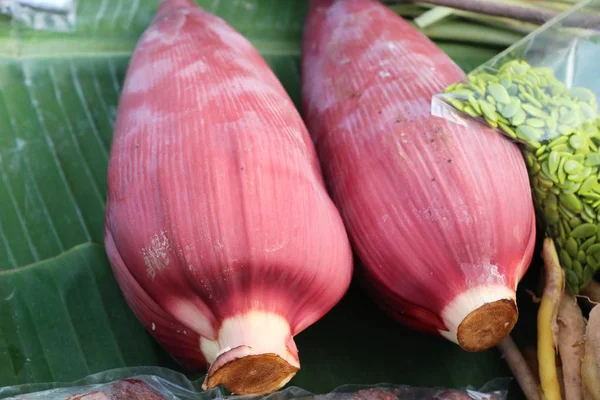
431;0;600;294
0;0;76;31
0;366;509;400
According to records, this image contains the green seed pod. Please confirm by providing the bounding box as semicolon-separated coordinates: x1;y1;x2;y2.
582;265;596;287
564;182;583;195
463;105;479;118
536;145;547;157
488;83;511;104
452;89;474;99
522;103;549;119
500;101;520;119
468;94;482;114
498;121;517;139
580;176;598;195
573;260;584;277
559;125;574;135
449;99;465;111
548;151;560;174
581;236;597;252
561;110;579;126
526;118;545;128
570;223;598;238
558;158;568;184
521;92;543;109
569;135;585;150
500;77;512;88
564;160;583;175
565;237;579;257
485;116;499;129
560;249;573;269
586;243;600;257
565;268;580;291
512;109;527;126
580;102;596;120
516;125;542;142
479;100;498;122
548;135;569;148
569;217;583;229
585;153;600;166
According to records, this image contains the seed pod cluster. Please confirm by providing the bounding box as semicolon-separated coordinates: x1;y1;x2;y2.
443;59;600;294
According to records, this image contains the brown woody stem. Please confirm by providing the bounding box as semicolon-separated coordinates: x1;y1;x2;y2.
390;0;600;28
497;337;541;400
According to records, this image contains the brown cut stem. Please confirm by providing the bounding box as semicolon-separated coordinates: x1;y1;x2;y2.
497;337;541;400
456;299;517;351
204;354;298;395
538;238;565;400
557;294;586;400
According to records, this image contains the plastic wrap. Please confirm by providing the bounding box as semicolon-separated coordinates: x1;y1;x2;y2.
432;0;600;294
0;367;510;400
0;0;75;31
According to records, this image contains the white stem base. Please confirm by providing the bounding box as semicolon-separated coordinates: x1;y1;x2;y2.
200;310;299;394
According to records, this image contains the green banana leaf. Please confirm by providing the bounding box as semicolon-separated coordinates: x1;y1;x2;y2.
0;0;529;397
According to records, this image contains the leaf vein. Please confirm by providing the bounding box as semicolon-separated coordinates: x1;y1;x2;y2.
48;65;102;237
0;84;40;264
69;60;109;158
20;63;84;253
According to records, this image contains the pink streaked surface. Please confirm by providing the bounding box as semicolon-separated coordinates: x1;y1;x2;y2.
105;0;352;370
301;0;536;336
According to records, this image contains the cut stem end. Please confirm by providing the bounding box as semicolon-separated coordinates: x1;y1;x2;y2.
440;284;518;350
457;299;518;351
204;353;299;395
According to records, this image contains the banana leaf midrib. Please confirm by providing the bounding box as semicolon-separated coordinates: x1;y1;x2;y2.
0;38;301;60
